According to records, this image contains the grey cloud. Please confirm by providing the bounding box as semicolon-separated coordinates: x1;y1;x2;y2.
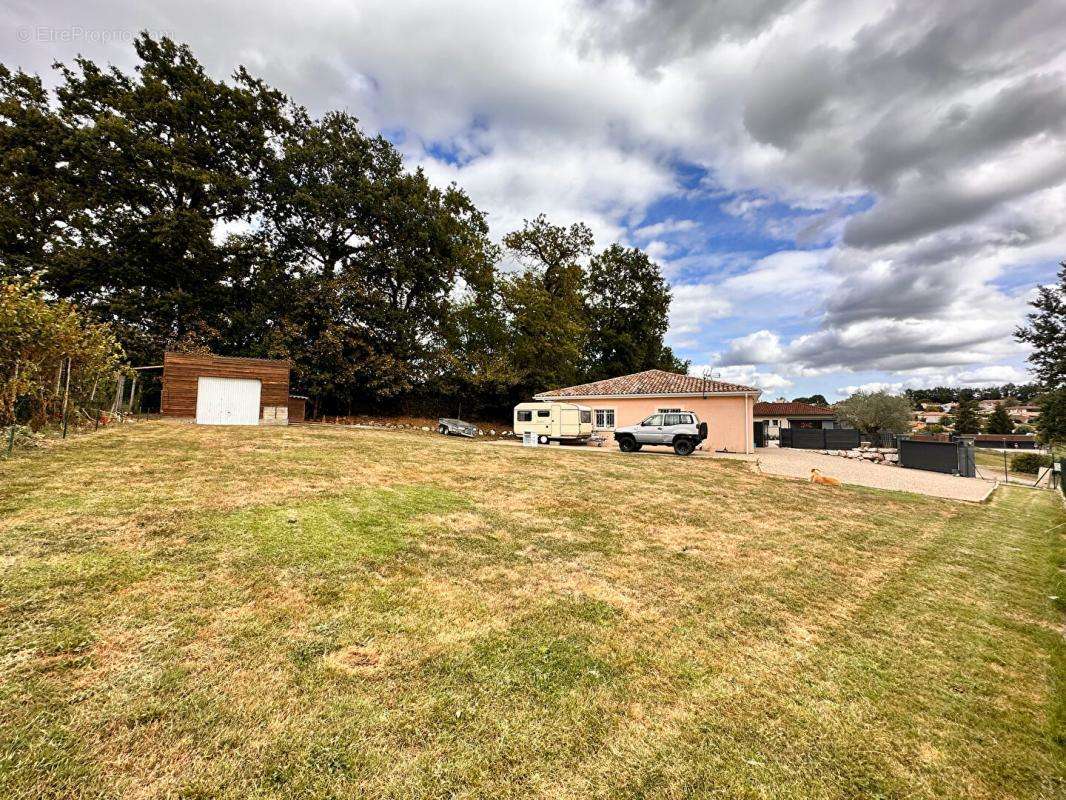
580;0;805;72
842;160;1066;249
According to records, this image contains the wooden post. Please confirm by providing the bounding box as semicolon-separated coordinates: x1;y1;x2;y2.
111;373;125;413
61;357;71;438
128;374;138;413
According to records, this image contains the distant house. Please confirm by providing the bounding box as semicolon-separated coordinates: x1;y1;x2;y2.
534;369;761;453
753;401;838;441
1007;405;1041;424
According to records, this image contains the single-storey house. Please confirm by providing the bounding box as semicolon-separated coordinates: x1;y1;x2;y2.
533;369;761;453
161;352;291;426
753;401;838;441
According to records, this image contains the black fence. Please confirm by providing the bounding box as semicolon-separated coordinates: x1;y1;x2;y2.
898;438;976;477
780;428;861;450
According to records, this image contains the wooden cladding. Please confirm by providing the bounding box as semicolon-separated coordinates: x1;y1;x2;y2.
161;352;290;419
287;396;307;423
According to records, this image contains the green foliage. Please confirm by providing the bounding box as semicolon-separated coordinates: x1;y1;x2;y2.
1009;453;1052;474
834;391;912;435
583;244;680;381
0;276;125;427
953;396;981;434
1036;387;1066;445
793;394;828;406
1016;261;1066;388
985;405;1014;435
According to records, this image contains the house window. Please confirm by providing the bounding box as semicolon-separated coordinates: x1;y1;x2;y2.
580;410;591;423
594;409;615;429
517;410;532;422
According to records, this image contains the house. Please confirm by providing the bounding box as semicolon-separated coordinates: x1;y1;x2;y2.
753;401;837;441
917;410;948;425
533;369;761;453
161;352;292;426
1007;405;1041;424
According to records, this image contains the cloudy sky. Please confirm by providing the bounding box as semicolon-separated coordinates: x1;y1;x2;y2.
5;0;1065;398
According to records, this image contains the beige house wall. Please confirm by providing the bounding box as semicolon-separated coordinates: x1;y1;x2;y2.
580;394;755;453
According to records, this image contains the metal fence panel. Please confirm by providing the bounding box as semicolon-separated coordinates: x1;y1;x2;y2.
899;439;975;477
824;429;861;450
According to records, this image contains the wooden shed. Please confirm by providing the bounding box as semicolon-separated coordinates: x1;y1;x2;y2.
161;352;291;425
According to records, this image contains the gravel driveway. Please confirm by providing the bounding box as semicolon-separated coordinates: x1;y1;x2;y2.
717;447;995;502
487;439;996;501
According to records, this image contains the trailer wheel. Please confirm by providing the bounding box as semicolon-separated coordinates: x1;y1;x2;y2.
538;435;549;444
673;438;695;456
438;424;448;435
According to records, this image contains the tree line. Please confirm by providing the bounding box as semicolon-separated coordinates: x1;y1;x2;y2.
0;35;683;421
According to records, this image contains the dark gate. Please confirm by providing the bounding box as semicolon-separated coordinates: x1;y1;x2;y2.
754;421;766;448
898;438;975;477
780;428;861;450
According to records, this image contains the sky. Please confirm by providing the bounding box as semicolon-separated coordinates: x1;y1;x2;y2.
4;0;1066;399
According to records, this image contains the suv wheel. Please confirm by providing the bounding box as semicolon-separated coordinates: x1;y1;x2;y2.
673;438;695;456
618;436;637;452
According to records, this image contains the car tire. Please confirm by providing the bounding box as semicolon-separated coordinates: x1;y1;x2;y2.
673;438;695;456
618;436;637;452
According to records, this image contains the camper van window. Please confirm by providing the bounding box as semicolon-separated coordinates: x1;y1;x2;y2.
537;409;550;418
517;410;532;422
580;410;591;423
595;409;615;429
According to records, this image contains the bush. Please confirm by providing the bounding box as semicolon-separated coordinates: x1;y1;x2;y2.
1010;452;1052;474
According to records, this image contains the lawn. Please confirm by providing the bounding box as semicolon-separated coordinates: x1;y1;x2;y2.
1;421;1063;799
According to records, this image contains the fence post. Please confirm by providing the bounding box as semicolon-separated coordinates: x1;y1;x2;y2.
6;425;13;456
61;357;71;439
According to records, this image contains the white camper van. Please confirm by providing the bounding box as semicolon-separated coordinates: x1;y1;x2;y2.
514;402;594;444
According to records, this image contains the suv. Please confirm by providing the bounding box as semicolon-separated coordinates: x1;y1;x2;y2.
613;412;708;456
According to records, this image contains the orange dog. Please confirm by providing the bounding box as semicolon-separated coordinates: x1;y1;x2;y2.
810;468;842;487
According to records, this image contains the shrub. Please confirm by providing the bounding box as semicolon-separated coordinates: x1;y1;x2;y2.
1010;452;1052;474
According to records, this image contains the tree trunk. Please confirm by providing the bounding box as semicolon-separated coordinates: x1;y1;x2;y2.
111;374;126;413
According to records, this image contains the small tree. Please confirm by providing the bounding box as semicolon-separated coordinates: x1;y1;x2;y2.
953;396;981;434
984;404;1013;435
834;391;912;435
793;394;828;406
1015;261;1066;388
0;275;125;427
1036;387;1066;446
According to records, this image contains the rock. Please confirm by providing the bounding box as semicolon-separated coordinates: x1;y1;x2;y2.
489;429;496;435
420;426;429;431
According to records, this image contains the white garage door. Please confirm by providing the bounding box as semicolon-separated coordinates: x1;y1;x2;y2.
195;377;262;425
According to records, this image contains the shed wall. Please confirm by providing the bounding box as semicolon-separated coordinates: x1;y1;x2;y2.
161;353;290;419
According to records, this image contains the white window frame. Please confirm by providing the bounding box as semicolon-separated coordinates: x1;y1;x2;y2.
593;407;616;430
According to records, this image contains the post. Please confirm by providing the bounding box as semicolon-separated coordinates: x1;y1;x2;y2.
1003;451;1008;483
61;357;71;438
111;373;125;413
128;374;138;414
6;425;14;456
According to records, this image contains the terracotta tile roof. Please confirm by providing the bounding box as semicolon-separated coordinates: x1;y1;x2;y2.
534;369;759;398
753;401;835;417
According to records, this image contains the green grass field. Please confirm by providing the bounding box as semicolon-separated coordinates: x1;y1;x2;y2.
1;421;1063;799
